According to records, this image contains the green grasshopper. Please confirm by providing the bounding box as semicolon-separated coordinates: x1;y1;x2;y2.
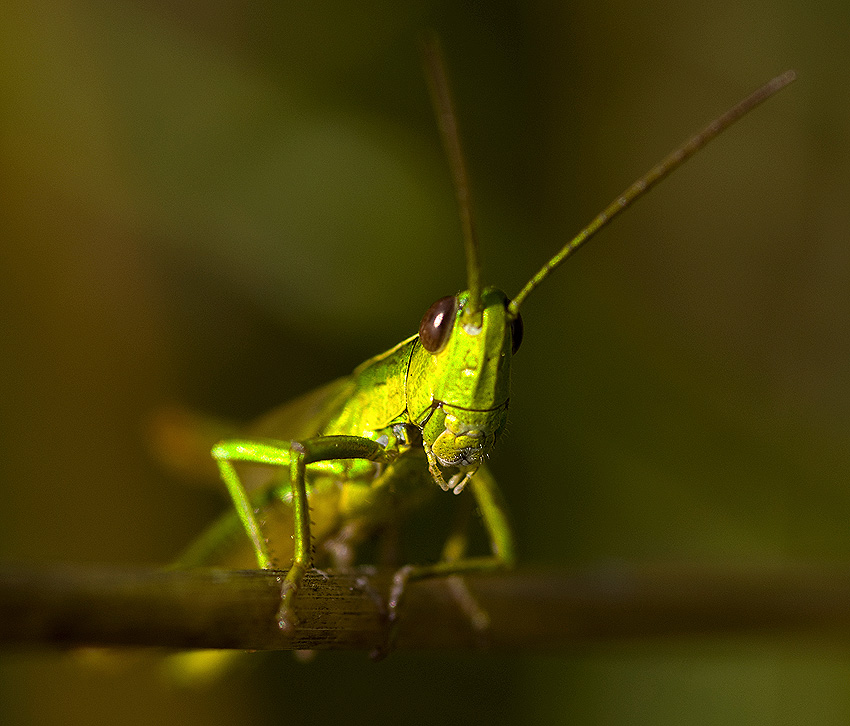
173;40;794;638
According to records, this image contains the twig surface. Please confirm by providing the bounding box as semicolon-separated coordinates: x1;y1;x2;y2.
2;562;850;651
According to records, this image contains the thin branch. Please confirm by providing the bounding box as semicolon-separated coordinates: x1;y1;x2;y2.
3;562;850;652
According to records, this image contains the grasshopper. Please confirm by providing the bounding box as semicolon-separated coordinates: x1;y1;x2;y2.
173;39;794;638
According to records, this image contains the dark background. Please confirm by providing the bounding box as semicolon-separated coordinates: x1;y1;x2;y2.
2;1;847;723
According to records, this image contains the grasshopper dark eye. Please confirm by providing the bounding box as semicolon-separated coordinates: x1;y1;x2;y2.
419;295;456;353
510;311;524;354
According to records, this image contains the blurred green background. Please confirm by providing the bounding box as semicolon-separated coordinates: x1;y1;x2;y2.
1;0;848;723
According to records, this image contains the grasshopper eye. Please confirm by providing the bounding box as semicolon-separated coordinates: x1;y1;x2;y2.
510;311;524;354
419;295;456;353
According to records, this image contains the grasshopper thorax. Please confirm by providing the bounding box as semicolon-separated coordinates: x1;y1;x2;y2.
406;287;522;492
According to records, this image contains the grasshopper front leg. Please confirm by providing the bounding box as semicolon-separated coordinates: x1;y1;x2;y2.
386;465;516;643
212;435;389;631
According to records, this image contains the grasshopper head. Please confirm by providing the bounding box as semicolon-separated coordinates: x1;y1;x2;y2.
406;287;523;492
416;37;794;492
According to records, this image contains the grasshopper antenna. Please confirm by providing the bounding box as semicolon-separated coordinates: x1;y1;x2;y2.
508;70;797;317
421;33;483;321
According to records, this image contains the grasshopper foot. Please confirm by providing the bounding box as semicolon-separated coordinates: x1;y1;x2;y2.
276;595;299;633
275;564;308;633
373;565;493;657
445;575;491;633
369;565;414;660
